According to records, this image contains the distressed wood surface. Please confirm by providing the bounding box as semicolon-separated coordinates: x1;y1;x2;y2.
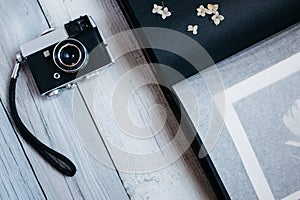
38;0;216;199
0;0;129;199
0;100;45;200
0;0;218;199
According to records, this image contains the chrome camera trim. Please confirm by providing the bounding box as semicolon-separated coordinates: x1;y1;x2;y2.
21;27;68;57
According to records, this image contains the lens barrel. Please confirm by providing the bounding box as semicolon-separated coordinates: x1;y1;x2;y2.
53;39;88;73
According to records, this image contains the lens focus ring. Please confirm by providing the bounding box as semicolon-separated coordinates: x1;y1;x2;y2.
53;38;88;73
58;43;82;67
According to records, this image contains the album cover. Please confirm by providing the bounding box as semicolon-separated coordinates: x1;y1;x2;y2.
117;0;300;198
118;0;300;199
211;52;300;200
117;0;300;79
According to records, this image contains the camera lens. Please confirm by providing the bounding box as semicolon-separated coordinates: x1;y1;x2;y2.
60;44;81;67
53;39;88;73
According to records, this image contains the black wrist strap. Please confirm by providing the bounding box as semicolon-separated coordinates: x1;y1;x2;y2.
9;58;76;177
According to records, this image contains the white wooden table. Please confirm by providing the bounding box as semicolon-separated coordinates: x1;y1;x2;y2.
0;0;216;199
2;1;299;199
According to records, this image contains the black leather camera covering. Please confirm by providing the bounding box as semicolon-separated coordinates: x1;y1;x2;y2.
26;27;112;95
118;0;300;82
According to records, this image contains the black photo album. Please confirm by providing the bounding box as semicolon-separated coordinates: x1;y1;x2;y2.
116;0;300;199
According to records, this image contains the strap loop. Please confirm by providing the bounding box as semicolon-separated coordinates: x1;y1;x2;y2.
8;57;76;176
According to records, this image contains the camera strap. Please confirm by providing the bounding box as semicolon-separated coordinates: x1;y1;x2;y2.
8;54;76;176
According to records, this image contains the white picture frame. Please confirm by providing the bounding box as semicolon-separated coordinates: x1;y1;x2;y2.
213;52;300;200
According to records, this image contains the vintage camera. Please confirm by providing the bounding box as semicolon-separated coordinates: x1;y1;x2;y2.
20;15;113;97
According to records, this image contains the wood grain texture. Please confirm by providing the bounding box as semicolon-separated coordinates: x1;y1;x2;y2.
0;100;45;200
38;0;216;199
0;0;219;199
0;0;129;199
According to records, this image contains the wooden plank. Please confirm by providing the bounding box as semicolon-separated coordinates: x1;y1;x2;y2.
0;0;129;199
0;0;49;104
37;0;217;199
0;100;45;200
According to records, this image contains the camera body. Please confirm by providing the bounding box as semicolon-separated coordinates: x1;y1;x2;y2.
20;15;113;97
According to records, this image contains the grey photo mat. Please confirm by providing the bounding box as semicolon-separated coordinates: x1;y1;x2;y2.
213;50;300;200
234;69;300;200
173;22;300;200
